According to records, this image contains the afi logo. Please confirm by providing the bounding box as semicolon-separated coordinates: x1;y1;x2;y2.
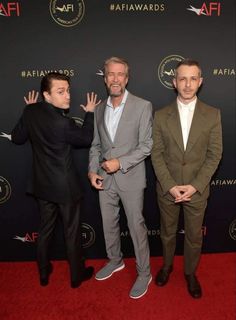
0;2;20;17
187;3;221;16
163;69;175;76
14;232;38;243
56;4;74;13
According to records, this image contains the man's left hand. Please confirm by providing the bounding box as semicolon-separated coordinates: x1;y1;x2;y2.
174;185;197;203
101;158;120;173
80;92;101;112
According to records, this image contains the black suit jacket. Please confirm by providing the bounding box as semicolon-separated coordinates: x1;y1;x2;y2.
11;101;94;204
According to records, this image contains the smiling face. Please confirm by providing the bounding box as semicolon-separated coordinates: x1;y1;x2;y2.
43;79;70;109
104;62;129;99
173;65;203;104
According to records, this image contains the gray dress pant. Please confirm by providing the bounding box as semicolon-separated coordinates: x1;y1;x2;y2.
99;177;150;277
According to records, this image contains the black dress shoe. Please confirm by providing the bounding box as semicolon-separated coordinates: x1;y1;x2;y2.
155;266;173;286
82;266;94;281
40;263;53;286
71;266;94;288
185;274;202;298
71;279;82;288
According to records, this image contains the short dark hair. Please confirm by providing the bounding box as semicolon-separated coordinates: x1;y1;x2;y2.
40;72;70;99
175;59;202;77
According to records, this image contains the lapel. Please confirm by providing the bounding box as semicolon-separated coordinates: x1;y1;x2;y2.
185;99;207;154
113;92;133;144
97;100;113;144
166;101;185;153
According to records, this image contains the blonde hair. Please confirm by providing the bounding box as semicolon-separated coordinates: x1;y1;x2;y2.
104;57;129;77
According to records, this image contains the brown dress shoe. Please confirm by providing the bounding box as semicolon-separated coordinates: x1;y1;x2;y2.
155;266;173;286
185;274;202;298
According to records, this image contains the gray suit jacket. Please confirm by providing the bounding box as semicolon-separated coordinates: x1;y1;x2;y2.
151;99;223;201
89;92;153;191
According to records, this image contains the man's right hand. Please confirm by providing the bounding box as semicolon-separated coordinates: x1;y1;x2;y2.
169;185;193;203
169;186;183;202
88;172;104;190
24;90;39;105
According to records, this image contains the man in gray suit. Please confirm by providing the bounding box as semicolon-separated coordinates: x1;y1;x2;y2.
88;57;153;299
151;59;222;298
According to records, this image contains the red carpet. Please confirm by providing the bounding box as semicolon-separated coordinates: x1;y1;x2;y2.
0;253;235;320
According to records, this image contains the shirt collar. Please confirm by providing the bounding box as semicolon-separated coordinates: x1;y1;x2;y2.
45;101;67;115
177;97;197;112
107;89;128;108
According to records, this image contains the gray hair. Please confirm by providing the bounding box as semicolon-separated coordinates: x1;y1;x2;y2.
104;56;129;77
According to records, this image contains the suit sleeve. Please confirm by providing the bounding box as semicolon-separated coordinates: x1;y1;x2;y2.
151;111;177;194
65;112;94;147
11;109;29;145
190;109;223;194
88;110;102;173
118;102;153;173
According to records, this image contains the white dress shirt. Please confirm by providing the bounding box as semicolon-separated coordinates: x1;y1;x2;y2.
105;89;128;142
177;98;196;150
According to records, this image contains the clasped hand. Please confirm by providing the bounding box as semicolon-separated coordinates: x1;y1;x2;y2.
169;185;197;203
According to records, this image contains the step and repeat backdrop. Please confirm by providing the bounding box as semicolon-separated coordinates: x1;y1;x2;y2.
0;0;235;261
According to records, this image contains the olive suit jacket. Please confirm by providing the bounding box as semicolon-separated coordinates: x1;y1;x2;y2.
151;99;223;201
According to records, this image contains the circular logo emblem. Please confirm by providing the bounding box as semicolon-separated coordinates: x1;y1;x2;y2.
49;0;85;27
158;55;184;89
229;219;236;240
81;223;95;248
0;176;11;204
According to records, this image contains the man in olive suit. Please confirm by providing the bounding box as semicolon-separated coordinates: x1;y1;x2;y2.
151;59;222;298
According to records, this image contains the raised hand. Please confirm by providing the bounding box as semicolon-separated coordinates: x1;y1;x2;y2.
24;90;39;105
80;92;101;112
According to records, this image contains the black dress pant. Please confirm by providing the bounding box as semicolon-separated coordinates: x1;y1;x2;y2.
37;199;83;282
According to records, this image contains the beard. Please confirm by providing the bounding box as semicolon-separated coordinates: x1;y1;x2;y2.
108;85;124;97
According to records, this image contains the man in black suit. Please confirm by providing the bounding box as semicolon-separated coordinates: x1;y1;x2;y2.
2;72;100;288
